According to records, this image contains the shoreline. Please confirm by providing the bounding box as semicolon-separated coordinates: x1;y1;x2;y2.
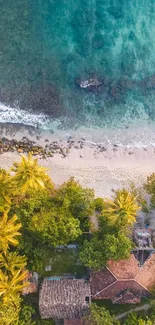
0;125;155;197
1;102;155;147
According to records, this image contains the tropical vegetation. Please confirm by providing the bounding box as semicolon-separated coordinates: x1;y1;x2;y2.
102;189;140;228
83;303;119;325
0;152;155;324
80;191;137;269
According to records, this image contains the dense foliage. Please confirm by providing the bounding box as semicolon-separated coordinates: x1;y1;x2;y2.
11;152;51;194
80;208;134;269
0;210;28;325
145;173;155;209
0;153;145;324
18;299;55;325
83;303;119;325
102;189;140;228
0;154;96;324
123;312;155;325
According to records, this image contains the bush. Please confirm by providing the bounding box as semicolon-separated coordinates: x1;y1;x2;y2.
94;198;104;212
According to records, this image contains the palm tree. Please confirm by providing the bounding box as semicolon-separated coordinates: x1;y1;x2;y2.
0;268;28;304
103;189;140;228
0;294;21;325
0;211;21;253
12;152;50;193
0;169;12;210
0;252;27;275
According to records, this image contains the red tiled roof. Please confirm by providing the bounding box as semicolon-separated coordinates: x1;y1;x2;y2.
93;280;148;299
91;253;155;303
135;253;155;289
107;255;139;279
113;290;141;304
90;268;116;296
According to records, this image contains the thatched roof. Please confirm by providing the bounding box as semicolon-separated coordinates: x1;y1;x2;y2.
39;278;91;319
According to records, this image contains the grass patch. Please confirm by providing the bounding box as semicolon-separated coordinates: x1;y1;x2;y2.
42;249;88;278
93;298;150;316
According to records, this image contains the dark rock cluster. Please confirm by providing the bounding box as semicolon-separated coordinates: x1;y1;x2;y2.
76;74;155;100
0;137;85;159
0;137;50;158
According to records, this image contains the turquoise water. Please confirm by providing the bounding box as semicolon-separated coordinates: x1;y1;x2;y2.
1;0;155;135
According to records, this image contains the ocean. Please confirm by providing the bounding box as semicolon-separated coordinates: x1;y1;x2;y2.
1;0;155;146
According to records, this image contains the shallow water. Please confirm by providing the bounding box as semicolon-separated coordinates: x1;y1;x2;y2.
1;0;155;141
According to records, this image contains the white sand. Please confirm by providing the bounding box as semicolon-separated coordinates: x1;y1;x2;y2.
0;138;155;197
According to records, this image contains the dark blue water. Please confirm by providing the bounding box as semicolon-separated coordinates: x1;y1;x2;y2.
1;0;155;137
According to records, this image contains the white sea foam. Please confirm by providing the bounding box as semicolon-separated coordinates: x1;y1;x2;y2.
0;102;48;128
0;102;155;148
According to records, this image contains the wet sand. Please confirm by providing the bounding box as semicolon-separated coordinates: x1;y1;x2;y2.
0;125;154;197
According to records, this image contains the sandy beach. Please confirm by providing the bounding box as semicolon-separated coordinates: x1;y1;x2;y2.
0;125;155;197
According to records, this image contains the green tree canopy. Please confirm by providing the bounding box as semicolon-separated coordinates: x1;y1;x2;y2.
17;230;53;272
93;197;105;212
0;294;21;325
80;236;106;269
144;173;155;208
11;152;52;194
83;304;119;325
0;207;28;324
19;297;55;325
123;313;154;325
102;189;140;229
54;177;94;229
0;211;21;254
80;205;133;270
0;268;28;305
0;169;12;211
18;304;36;325
80;231;132;269
0;252;27;275
29;206;82;246
123;312;139;325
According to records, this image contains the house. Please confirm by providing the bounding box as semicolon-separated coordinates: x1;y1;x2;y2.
38;226;155;324
39;277;91;320
91;251;155;304
90;226;155;304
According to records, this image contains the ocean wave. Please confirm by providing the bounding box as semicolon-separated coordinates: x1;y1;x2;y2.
0;102;48;128
1;103;155;148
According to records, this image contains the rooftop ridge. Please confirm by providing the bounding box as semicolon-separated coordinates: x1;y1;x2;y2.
93;279;117;297
106;265;118;280
133;278;149;292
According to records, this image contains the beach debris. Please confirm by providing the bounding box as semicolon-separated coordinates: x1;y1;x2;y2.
99;147;106;152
